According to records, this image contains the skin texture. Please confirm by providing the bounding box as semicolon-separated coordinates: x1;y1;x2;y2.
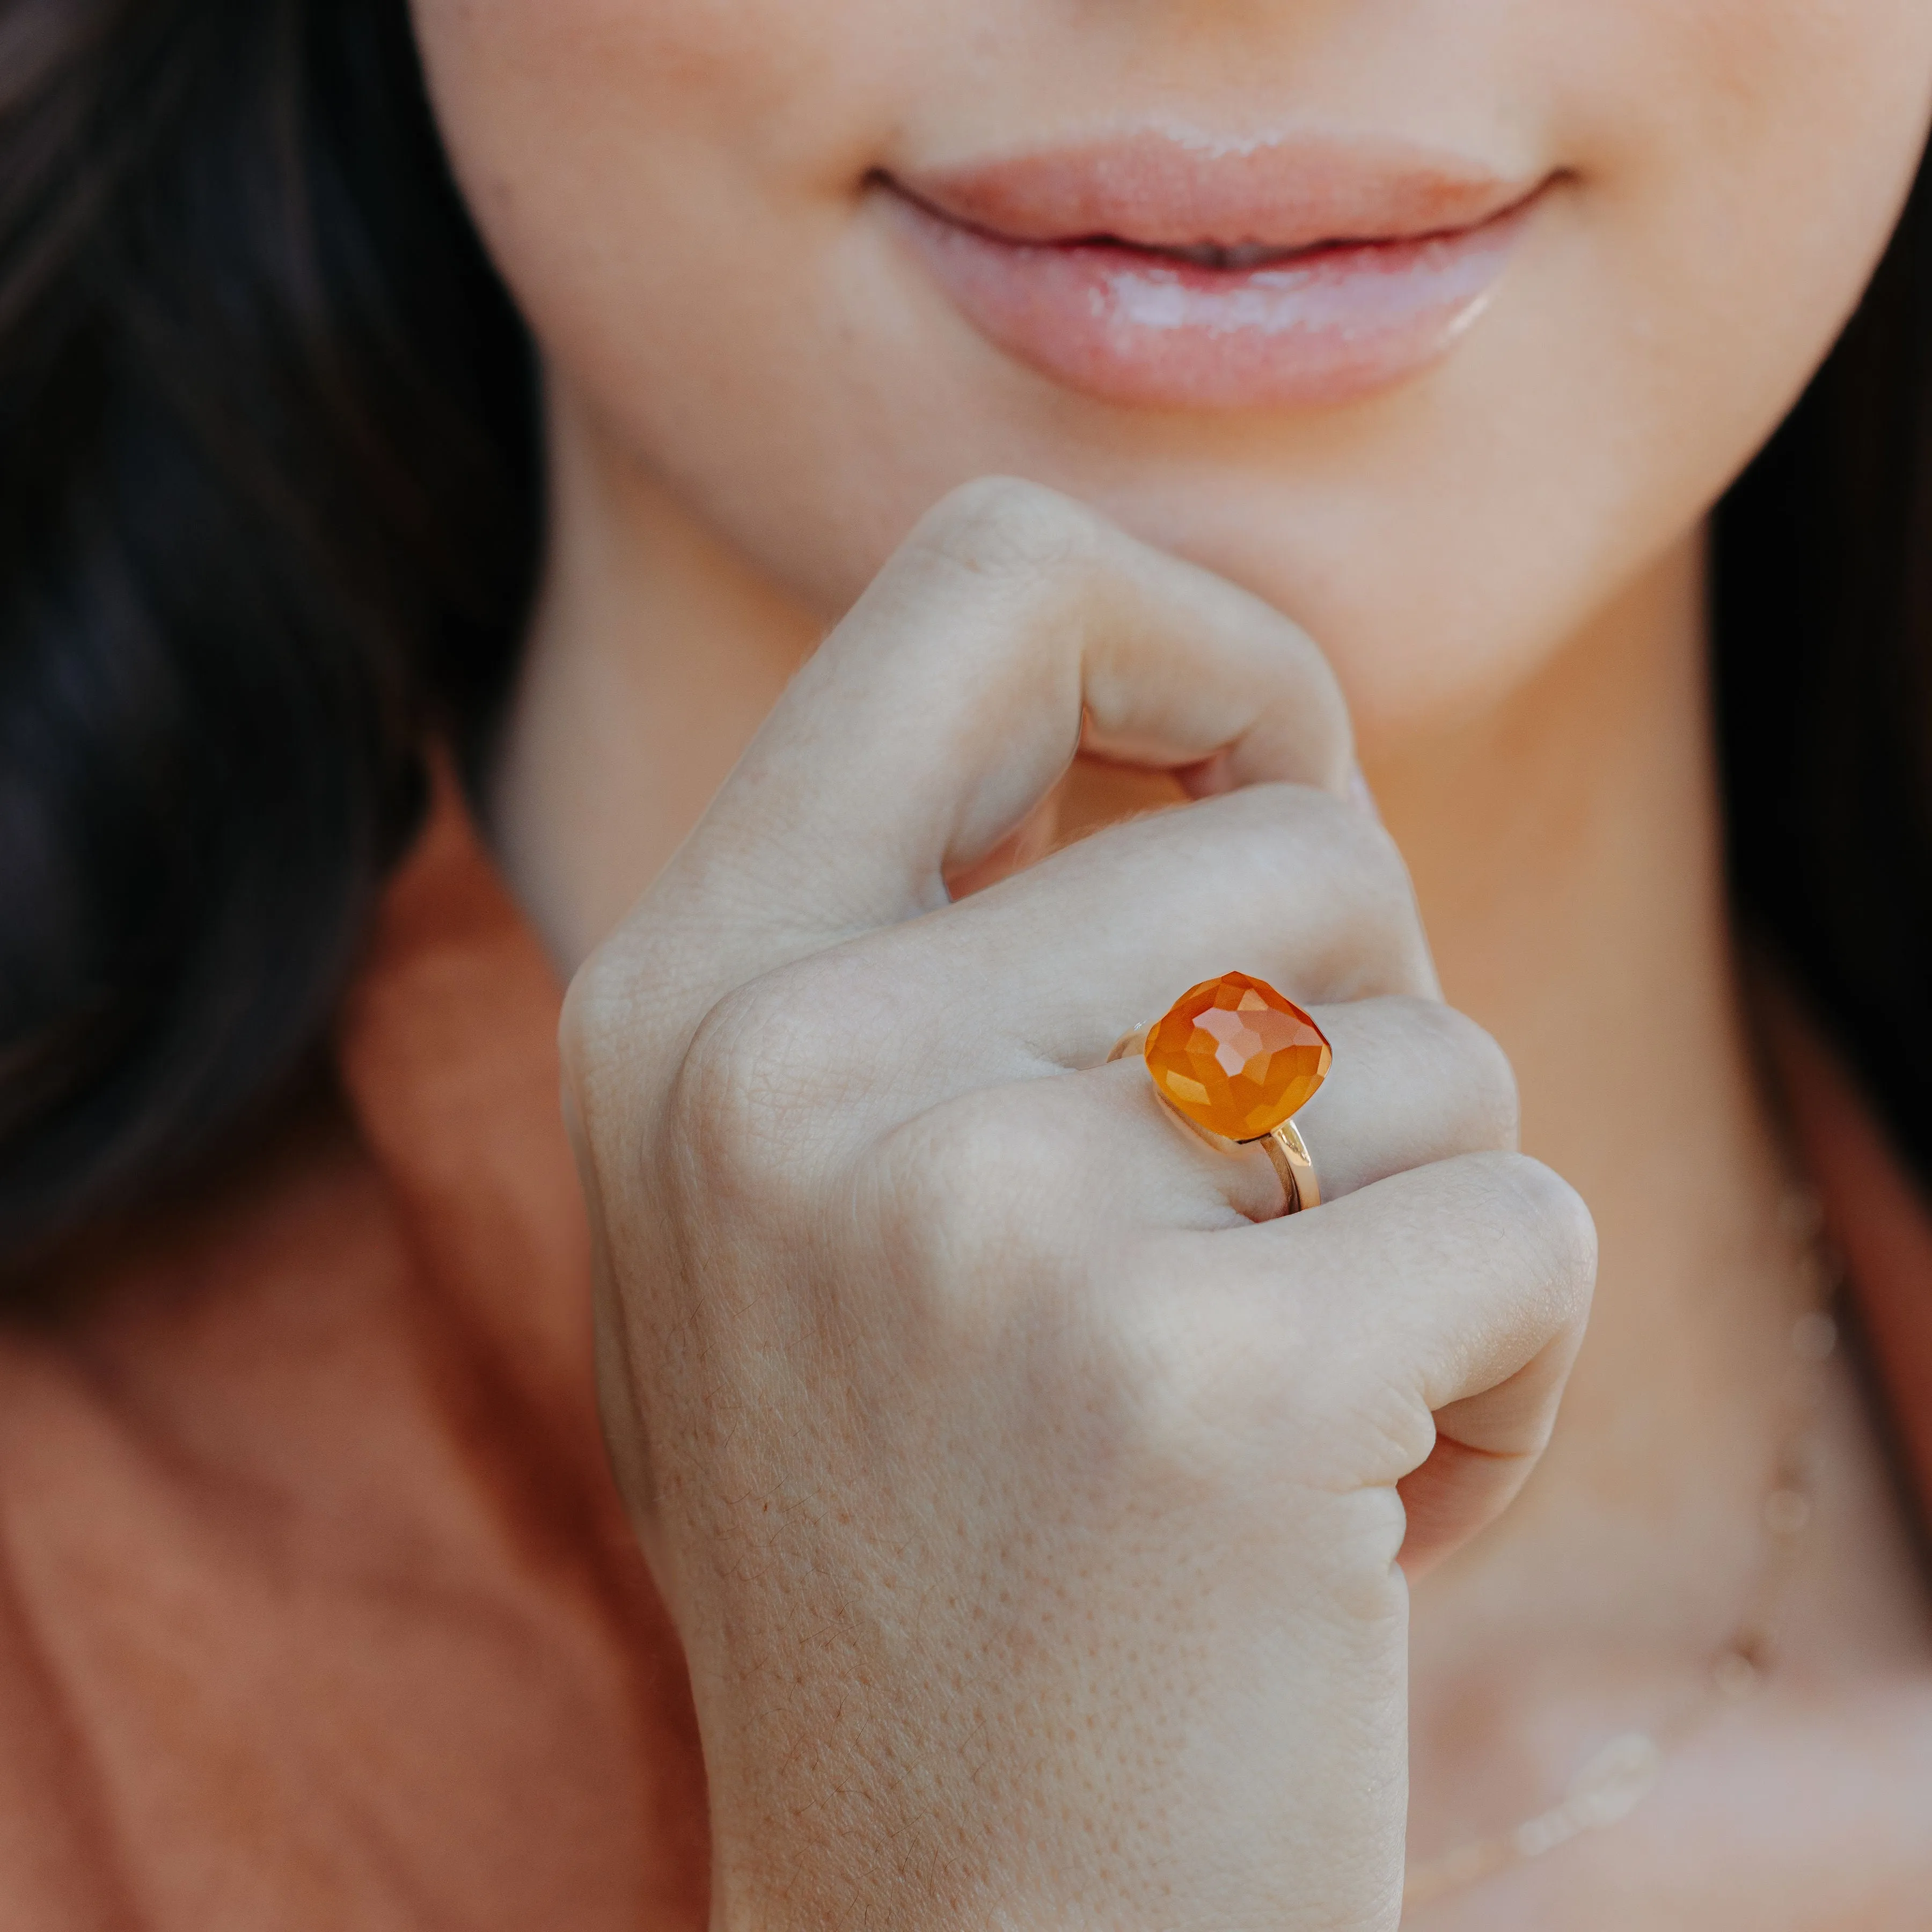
408;1;1932;1924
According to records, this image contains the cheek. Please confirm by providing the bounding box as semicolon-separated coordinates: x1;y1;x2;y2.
1555;0;1932;362
408;0;903;370
1292;0;1932;734
411;0;949;588
412;0;848;156
1291;0;1932;734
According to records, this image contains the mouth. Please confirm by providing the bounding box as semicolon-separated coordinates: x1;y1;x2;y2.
880;130;1554;412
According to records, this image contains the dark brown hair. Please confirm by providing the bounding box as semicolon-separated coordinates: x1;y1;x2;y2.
0;0;1928;1283
0;0;536;1274
1715;165;1932;1184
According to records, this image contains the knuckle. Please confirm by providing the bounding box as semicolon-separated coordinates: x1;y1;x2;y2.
1195;784;1428;989
1461;1151;1599;1318
1308;793;1417;919
558;937;670;1141
667;980;788;1189
557;948;618;1096
1245;781;1413;906
667;960;901;1204
1396;997;1520;1148
561;935;646;1064
860;1091;1095;1350
874;1086;1089;1255
909;475;1109;584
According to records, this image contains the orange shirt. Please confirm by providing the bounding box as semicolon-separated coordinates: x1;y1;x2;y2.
0;790;1924;1928
0;795;706;1929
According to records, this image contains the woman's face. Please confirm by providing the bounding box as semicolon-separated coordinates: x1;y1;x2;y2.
414;0;1932;748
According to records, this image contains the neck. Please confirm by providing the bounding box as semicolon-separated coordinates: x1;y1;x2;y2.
1377;534;1798;1505
1377;539;1831;1838
490;382;824;969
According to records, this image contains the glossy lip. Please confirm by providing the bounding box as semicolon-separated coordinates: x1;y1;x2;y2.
882;130;1552;411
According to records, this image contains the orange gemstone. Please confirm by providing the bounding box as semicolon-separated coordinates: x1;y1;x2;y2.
1144;971;1331;1141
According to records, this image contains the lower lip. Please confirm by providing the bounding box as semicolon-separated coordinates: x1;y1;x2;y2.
885;187;1538;412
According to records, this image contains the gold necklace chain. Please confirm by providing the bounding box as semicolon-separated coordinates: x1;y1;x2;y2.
1402;1190;1841;1913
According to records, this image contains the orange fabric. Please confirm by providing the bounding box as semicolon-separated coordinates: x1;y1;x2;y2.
0;791;708;1930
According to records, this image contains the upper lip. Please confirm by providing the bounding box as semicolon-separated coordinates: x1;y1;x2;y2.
887;128;1547;265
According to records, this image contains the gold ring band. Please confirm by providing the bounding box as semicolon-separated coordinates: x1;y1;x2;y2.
1110;971;1330;1220
1259;1118;1320;1215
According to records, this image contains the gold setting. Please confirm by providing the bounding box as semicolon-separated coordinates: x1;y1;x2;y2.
1110;970;1328;1218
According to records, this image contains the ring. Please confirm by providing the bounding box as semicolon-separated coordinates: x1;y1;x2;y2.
1110;971;1330;1217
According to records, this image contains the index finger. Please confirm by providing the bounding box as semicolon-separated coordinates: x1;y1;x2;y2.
638;477;1355;983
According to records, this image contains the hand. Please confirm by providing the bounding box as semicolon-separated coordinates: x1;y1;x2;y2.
562;480;1595;1931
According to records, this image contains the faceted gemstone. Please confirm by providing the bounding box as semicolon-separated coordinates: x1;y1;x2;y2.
1143;971;1331;1141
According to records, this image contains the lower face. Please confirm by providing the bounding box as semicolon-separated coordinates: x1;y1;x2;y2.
413;0;1932;750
